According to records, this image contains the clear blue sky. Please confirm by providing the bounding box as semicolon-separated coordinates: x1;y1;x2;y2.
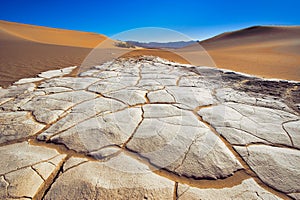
1;0;300;41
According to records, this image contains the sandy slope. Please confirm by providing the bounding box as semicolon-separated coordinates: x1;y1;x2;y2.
179;26;300;81
0;20;122;87
0;20;107;48
0;28;90;86
0;20;299;87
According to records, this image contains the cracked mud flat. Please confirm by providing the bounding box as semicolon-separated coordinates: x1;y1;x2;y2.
0;56;299;200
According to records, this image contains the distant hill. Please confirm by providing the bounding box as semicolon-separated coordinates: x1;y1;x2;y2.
127;40;198;49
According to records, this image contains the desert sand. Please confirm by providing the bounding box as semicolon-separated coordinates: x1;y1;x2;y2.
183;25;300;81
0;21;94;87
0;20;107;48
1;20;300;87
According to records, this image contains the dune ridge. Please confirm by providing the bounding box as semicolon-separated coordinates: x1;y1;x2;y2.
0;20;107;48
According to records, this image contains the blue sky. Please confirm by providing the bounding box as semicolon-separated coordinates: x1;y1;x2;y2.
1;0;300;42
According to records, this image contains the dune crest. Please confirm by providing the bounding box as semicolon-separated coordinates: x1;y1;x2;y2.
0;20;107;48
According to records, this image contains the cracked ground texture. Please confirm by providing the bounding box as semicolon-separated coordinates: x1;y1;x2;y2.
0;56;299;200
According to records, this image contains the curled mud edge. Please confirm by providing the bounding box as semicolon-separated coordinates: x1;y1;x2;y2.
32;155;68;200
28;139;97;161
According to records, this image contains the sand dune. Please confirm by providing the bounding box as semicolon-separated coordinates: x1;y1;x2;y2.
0;20;107;48
179;26;300;81
0;20;299;87
0;27;90;87
200;26;300;49
0;20;124;87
